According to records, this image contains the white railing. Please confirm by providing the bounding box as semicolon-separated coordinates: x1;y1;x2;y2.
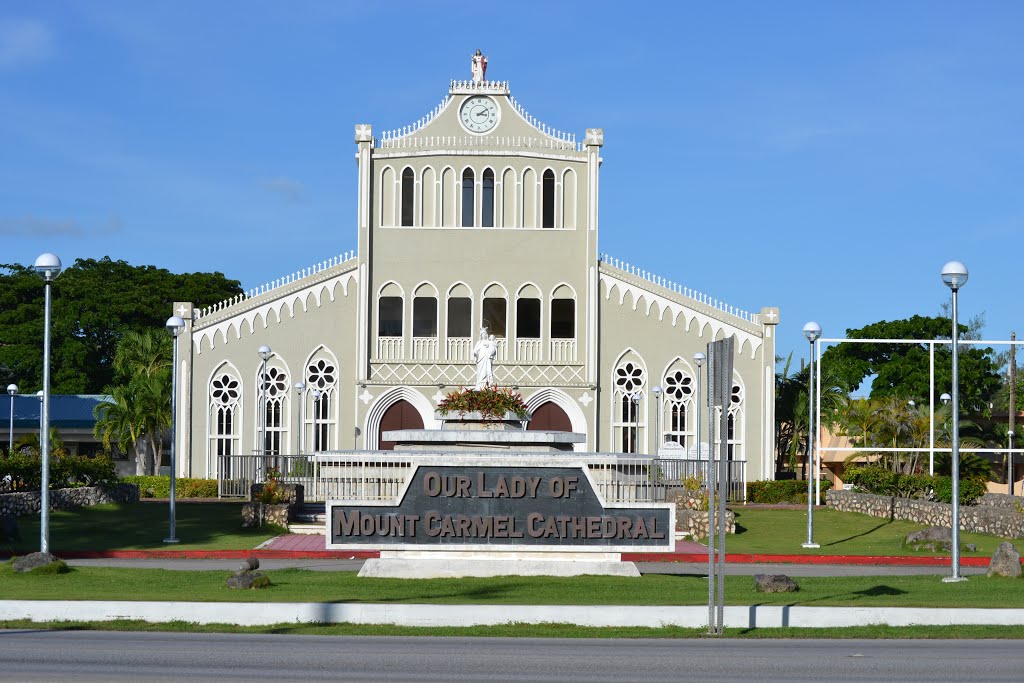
549;339;577;363
516;338;543;363
377;95;452;142
376;337;404;360
216;454;317;498
375;134;582;152
449;79;510;95
598;253;760;324
508;94;579;148
412;337;438;361
196;249;356;321
447;337;472;361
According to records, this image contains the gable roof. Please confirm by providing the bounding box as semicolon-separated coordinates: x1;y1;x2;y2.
0;394;113;430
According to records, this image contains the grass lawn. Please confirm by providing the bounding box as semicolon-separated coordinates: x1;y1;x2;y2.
711;507;1011;557
2;565;1022;608
0;502;284;553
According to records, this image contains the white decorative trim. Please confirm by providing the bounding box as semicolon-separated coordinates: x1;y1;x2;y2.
599;272;762;360
449;79;510;95
377;94;453;143
193;269;357;354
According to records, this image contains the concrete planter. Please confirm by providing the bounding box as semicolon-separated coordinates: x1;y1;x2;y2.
436;411;529;431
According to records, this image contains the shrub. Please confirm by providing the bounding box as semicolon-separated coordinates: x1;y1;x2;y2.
254;468;287;505
748;479;834;504
438;386;529;419
1;454;117;491
120;476;219;499
932;476;988;506
844;466;932;499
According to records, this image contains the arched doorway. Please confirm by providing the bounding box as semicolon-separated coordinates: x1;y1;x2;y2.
378;399;424;450
527;401;572;432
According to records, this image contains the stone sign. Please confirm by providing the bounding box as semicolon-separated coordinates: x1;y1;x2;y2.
327;465;674;552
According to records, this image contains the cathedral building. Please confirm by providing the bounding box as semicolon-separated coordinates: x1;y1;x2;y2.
170;54;780;494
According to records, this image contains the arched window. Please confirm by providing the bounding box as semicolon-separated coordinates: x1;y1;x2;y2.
481;168;495;227
447;297;472;337
378;296;403;337
461;168;475;227
728;381;743;462
661;367;694;449
209;370;241;478
550;286;575;339
542;169;555;229
257;365;289;456
305;357;337;452
482;286;507;339
612;359;645;453
400;167;414;226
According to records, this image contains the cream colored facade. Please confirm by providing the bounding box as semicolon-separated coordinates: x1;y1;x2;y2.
171;71;780;489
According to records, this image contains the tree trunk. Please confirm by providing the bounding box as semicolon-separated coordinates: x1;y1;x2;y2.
153;431;164;475
133;439;148;476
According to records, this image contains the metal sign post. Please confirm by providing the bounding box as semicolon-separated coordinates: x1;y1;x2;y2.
706;336;734;635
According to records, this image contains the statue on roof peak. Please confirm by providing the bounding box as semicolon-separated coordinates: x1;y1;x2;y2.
471;49;488;84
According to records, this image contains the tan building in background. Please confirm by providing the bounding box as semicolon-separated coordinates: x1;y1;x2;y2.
169;57;781;494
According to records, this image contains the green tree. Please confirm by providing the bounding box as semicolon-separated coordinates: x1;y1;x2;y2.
819;315;1001;414
775;353;848;475
94;385;151;475
0;258;241;394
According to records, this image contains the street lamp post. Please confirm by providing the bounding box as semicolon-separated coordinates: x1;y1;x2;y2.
164;316;185;544
312;390;322;452
941;260;968;583
802;321;822;549
6;384;17;455
294;382;305;455
36;391;43;438
693;352;706;478
257;345;272;476
652;385;662;456
631;392;642;453
33;252;62;555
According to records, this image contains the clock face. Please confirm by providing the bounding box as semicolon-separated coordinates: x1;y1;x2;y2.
459;96;499;133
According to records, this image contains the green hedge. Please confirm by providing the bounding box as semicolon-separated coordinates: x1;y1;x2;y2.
1;454;118;491
845;465;987;505
120;476;219;499
748;479;833;504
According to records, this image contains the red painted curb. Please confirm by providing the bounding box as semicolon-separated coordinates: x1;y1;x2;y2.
0;550;380;560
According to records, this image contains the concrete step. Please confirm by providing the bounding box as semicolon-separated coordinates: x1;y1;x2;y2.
287;522;326;535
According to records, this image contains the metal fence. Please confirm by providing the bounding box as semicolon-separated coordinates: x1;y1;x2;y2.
215;453;746;502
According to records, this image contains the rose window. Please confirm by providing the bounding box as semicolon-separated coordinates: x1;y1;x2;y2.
664;371;693;401
731;384;743;406
307;360;336;390
260;367;288;398
210;375;240;406
614;362;644;393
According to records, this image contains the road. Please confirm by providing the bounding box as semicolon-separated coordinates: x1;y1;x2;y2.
0;631;1019;682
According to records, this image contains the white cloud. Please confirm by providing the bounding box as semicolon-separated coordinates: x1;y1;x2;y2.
261;176;305;202
0;18;55;69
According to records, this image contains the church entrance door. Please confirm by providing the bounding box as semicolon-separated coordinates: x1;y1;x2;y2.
378;399;424;450
526;401;572;432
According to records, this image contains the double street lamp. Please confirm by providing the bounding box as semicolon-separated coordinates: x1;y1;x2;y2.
34;252;62;555
802;321;822;549
164;316;186;544
257;345;273;465
694;352;706;476
941;260;968;583
652;385;663;456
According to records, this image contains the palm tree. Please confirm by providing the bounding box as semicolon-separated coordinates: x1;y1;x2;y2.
94;385;150;475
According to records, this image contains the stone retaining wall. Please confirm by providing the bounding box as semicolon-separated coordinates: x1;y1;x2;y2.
672;492;735;537
826;489;1024;539
978;493;1024;509
0;484;140;517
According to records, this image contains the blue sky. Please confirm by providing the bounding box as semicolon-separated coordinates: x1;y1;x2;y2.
2;1;1022;366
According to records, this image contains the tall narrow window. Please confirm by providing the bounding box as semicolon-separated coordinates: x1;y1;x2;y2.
662;369;693;449
516;298;541;338
482;297;507;337
413;296;438;337
542;169;555;228
461;169;475;227
400;167;414;226
306;358;337;452
258;366;289;456
612;361;645;453
378;297;403;337
209;372;241;478
550;299;575;338
482;168;494;227
447;297;472;337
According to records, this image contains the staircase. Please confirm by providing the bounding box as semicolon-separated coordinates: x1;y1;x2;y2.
288;502;326;535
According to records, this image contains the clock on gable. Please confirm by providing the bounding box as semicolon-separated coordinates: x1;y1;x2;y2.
459;95;499;134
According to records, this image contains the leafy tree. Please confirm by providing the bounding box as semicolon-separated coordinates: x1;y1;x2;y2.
819;315;1001;414
0;257;241;394
94;386;151;475
775;353;848;475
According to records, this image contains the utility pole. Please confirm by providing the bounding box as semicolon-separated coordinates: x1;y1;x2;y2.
1009;332;1016;496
